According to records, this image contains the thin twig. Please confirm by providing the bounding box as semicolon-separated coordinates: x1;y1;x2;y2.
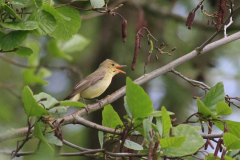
0;55;32;68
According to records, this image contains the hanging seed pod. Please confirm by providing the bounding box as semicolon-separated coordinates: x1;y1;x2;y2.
153;140;159;160
188;11;195;29
208;139;214;149
204;140;209;150
186;11;195;29
122;19;127;42
221;0;227;23
132;34;140;70
216;0;222;31
148;140;154;160
214;138;222;158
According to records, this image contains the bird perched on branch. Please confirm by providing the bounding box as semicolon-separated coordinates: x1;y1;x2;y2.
64;59;126;107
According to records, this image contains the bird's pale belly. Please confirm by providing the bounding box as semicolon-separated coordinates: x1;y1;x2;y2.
81;78;111;99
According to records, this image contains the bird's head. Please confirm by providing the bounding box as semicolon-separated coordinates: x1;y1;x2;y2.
99;59;126;75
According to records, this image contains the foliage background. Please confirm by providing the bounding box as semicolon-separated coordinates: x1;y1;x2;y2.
0;0;240;159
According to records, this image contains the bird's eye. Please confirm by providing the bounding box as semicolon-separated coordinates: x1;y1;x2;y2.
112;64;114;66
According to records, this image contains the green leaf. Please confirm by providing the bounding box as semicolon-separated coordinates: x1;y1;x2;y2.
102;104;123;129
90;0;105;8
49;6;81;40
34;122;54;151
197;98;216;119
0;21;38;30
124;96;132;118
25;41;41;67
45;133;62;146
162;124;204;157
156;117;163;137
2;4;22;20
42;4;71;21
204;82;225;112
60;34;89;53
214;120;240;138
224;156;235;160
22;86;50;117
226;150;240;160
143;119;152;142
28;10;56;36
149;110;175;117
0;32;5;40
37;67;51;78
133;119;144;136
126;77;153;119
98;131;103;149
0;31;29;50
23;69;48;85
34;92;58;108
13;46;33;57
47;39;72;60
223;133;240;150
206;154;220;160
160;136;186;149
31;0;43;8
49;106;67;115
53;100;86;108
43;0;52;5
216;102;232;115
11;0;30;5
124;139;143;150
161;106;171;137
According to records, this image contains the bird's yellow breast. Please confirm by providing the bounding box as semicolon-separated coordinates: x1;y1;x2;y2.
80;73;112;99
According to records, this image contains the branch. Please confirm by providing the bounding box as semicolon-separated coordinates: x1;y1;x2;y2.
0;55;32;68
1;31;240;142
171;69;240;108
0;48;19;53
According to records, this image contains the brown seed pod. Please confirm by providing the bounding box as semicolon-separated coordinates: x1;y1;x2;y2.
122;19;127;42
188;11;195;29
214;138;222;158
186;11;194;27
148;140;154;160
216;0;223;31
208;139;214;149
221;0;227;23
204;140;209;150
132;34;140;71
153;140;159;160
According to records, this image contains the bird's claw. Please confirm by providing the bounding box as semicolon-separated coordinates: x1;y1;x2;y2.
95;99;103;107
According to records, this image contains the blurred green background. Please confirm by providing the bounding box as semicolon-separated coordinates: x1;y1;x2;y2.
1;0;240;159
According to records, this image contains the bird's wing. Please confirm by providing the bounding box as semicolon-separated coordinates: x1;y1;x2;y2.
64;71;106;100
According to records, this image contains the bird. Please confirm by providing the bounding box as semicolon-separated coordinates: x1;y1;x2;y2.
64;59;126;106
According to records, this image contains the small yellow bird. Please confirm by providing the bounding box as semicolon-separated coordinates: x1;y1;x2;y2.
64;59;126;103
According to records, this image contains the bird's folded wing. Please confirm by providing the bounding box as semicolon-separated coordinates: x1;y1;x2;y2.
64;71;106;100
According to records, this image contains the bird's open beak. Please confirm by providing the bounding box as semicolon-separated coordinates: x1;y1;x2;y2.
116;65;127;74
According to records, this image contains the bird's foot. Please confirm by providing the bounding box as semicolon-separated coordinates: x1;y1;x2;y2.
85;105;89;114
95;99;103;107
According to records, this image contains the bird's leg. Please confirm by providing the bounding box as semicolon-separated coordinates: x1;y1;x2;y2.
81;96;89;114
96;99;102;107
95;99;103;107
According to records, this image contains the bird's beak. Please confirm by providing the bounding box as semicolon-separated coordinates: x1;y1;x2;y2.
116;65;127;74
